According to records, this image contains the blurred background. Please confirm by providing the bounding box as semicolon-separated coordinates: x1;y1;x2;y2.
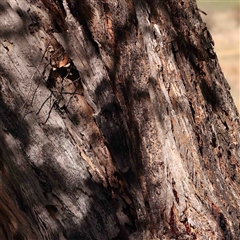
196;1;240;111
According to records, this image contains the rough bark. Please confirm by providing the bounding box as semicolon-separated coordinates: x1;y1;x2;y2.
0;0;240;239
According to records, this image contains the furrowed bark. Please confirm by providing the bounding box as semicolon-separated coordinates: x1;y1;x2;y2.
0;0;239;239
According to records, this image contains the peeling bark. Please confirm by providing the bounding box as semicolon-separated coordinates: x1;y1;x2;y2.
0;0;240;239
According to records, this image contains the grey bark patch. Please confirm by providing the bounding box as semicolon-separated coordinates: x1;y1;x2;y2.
0;98;30;148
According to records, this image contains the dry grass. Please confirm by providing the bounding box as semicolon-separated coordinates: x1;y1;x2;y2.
197;1;240;111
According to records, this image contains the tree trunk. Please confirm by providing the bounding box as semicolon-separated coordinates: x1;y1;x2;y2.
0;0;240;239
